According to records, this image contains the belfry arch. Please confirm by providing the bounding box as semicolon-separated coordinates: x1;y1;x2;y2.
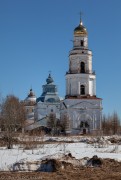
80;62;85;73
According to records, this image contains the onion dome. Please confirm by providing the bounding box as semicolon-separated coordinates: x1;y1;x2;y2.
74;21;87;36
46;73;54;84
28;88;35;97
25;89;36;104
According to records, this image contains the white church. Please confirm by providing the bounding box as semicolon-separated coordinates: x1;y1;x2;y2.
24;18;102;134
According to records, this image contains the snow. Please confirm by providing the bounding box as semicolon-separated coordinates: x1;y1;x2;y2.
0;135;121;171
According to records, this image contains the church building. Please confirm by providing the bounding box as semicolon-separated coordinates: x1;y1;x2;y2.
24;18;102;134
35;73;60;122
61;19;102;134
25;74;61;131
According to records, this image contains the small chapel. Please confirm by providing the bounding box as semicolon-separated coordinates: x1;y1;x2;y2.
24;18;102;134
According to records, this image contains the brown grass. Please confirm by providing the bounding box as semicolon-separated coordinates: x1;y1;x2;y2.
0;158;121;180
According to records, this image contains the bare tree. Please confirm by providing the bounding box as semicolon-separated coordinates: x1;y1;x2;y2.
61;113;70;135
47;113;57;135
0;93;3;132
0;95;26;149
0;94;6;132
102;112;120;135
102;114;110;135
111;112;120;135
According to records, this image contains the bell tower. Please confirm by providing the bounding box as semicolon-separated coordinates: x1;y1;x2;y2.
66;19;96;98
61;17;102;134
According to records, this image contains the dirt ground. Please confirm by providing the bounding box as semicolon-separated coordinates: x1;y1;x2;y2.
0;159;121;180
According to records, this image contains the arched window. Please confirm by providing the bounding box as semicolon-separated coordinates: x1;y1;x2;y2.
80;85;85;95
80;62;85;73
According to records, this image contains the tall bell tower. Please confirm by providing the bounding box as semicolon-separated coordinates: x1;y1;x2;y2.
61;18;102;134
66;19;96;98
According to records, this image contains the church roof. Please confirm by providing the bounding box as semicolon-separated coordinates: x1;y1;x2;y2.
25;89;36;104
36;74;60;103
46;73;54;84
28;88;36;97
74;20;87;36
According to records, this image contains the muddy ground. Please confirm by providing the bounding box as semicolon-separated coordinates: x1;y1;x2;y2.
0;159;121;180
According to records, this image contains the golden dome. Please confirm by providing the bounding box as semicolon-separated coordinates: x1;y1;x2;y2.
74;21;87;36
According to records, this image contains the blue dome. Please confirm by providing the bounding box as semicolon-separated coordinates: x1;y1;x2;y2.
46;74;53;84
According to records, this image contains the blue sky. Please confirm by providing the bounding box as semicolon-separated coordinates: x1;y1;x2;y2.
0;0;121;117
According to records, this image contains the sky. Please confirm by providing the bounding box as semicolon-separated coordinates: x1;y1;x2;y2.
0;0;121;118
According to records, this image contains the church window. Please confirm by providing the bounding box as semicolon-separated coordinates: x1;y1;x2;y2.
80;85;85;95
80;62;85;73
81;40;84;46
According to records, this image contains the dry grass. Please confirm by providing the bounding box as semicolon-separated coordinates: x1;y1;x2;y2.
0;159;121;180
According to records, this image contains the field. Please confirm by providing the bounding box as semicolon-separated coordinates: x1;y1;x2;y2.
0;135;121;179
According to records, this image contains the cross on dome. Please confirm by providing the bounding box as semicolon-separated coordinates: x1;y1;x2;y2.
74;12;87;36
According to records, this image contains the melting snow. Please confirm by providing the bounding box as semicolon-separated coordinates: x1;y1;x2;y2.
0;135;121;171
